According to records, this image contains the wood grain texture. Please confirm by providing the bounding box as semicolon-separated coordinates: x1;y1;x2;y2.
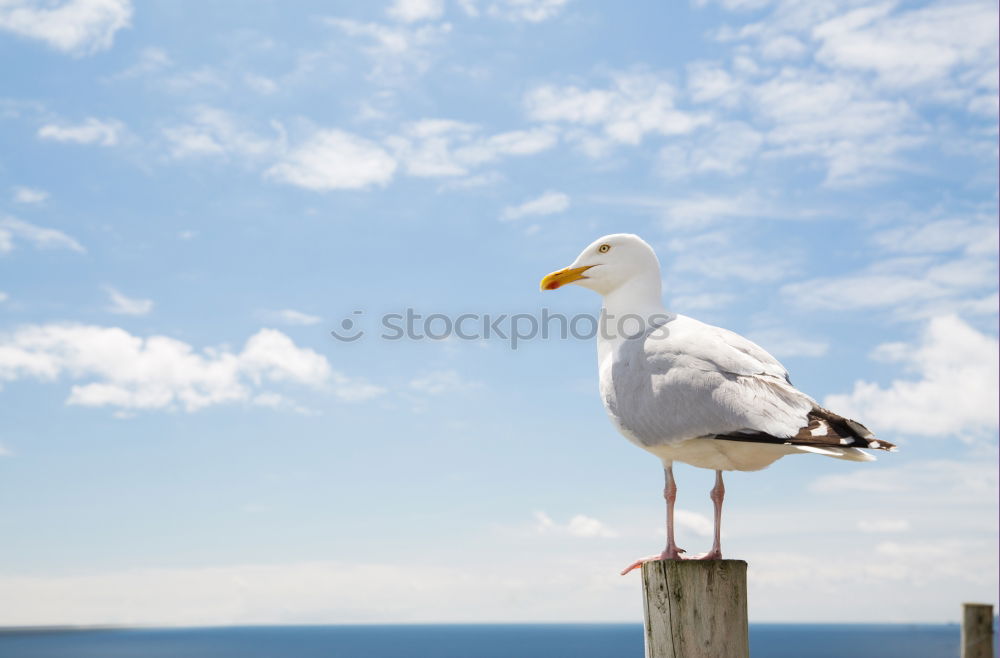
641;560;748;658
962;603;995;658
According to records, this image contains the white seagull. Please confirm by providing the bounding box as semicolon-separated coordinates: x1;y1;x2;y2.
540;234;894;575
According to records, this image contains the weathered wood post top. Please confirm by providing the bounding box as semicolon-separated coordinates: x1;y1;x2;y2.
641;560;749;658
962;602;995;658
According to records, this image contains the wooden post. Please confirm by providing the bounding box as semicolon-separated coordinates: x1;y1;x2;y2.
641;560;748;658
962;603;995;658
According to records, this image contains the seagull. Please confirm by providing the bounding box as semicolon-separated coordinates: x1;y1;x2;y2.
540;233;894;575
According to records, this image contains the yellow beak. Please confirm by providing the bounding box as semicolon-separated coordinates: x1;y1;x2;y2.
539;265;594;291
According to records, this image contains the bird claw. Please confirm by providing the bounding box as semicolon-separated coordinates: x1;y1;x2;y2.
619;547;687;575
691;549;722;560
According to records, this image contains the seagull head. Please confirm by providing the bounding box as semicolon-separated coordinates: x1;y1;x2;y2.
539;233;662;297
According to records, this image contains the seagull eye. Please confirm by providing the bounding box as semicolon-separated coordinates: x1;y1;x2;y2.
598;244;611;253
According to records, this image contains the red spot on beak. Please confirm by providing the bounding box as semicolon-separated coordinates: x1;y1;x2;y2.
545;281;561;290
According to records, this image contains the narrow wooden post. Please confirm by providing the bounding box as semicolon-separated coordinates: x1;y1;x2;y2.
962;603;995;658
641;560;748;658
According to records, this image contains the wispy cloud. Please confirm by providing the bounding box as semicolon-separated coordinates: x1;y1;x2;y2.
163;106;281;160
501;191;569;221
812;2;998;94
104;286;153;316
409;369;478;395
324;17;452;83
469;0;573;23
658;121;763;179
533;511;618;538
37;117;124;146
386;119;556;178
689;0;997;185
857;519;910;534
261;309;322;326
524;72;708;155
0;0;132;56
108;46;171;79
387;0;444;23
11;186;48;204
674;509;713;538
747;327;829;359
0;216;85;254
812;459;998;504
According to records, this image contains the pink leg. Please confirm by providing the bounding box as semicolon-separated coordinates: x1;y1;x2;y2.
621;464;686;575
696;470;724;560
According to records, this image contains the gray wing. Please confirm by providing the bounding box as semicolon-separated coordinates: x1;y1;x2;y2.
606;316;812;446
605;315;893;452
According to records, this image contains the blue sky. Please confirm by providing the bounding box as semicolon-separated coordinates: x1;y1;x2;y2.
0;0;997;626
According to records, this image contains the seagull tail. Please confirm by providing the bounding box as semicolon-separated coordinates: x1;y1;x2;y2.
794;445;876;462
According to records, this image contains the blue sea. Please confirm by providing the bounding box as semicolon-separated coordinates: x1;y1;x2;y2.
0;623;986;657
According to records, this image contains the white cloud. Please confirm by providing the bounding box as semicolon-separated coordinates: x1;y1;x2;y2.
386;120;556;178
857;519;910;533
657;193;767;230
781;246;997;319
267;130;397;191
664;228;795;283
330;373;386;402
760;34;806;60
674;509;713;537
243;73;278;95
500;191;569;221
0;291;8;303
524;72;708;151
104;286;153;316
782;222;998;319
409;369;477;395
487;0;571;22
162;67;228;94
824;315;999;440
812;459;997;504
871;216;999;256
751;70;922;186
387;0;444;22
687;63;741;106
11;186;47;204
669;292;736;311
747;328;829;358
0;324;382;412
813;2;999;90
263;309;322;326
37;117;123;146
109;46;171;79
0;0;131;55
692;0;997;185
0;557;641;626
324;17;451;83
437;171;504;192
658;121;763;178
385;119;476;177
0;216;85;253
163;107;280;160
745;537;997;620
533;511;617;538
